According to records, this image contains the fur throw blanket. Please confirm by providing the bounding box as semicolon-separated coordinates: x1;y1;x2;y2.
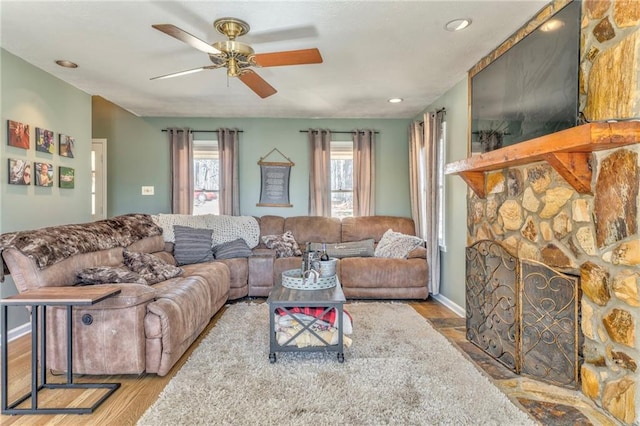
0;213;162;280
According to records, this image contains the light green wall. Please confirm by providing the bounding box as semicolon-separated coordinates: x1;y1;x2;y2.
92;97;166;215
93;97;413;218
1;48;92;330
421;78;469;311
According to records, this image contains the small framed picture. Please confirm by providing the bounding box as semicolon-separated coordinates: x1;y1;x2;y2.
7;120;30;149
35;127;55;154
34;162;53;187
59;166;75;188
59;134;75;158
8;158;31;185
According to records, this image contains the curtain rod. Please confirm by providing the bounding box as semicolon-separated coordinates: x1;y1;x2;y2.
418;107;447;125
161;129;243;133
298;130;379;134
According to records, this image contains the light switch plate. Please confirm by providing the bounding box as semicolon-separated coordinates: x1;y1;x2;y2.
141;186;154;195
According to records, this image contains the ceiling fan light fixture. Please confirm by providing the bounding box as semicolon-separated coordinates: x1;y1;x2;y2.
55;59;78;68
444;18;471;32
388;98;403;103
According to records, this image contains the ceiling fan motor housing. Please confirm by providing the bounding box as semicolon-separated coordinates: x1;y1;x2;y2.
210;40;255;76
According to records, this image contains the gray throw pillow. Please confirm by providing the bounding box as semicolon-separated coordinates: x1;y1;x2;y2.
310;239;375;258
75;266;148;285
212;238;253;259
123;249;183;284
173;225;214;265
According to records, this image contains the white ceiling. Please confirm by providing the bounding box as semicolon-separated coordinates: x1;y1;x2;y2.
0;0;548;119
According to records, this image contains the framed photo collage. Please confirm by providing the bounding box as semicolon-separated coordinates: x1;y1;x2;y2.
7;119;75;189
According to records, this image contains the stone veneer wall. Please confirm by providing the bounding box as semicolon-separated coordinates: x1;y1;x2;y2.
466;1;640;424
467;146;639;424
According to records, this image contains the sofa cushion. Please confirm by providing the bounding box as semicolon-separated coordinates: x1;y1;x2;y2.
283;216;342;245
261;231;302;258
75;266;147;285
212;238;252;259
374;229;424;259
123;250;183;284
310;239;375;258
173;225;214;265
341;216;416;243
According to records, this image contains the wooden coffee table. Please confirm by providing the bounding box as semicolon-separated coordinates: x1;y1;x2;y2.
267;278;346;363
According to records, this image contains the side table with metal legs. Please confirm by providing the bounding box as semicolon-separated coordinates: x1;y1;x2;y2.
1;286;121;415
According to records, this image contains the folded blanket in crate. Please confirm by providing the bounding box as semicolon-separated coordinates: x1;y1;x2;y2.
275;306;353;334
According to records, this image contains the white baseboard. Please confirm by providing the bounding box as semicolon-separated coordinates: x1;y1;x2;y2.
432;293;465;317
0;322;31;346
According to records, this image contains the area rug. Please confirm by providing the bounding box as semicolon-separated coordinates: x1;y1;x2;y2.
138;302;535;425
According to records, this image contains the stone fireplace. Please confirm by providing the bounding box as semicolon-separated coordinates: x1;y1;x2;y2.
459;144;639;424
445;1;639;423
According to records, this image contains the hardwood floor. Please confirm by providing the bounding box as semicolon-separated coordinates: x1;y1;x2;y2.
0;298;615;425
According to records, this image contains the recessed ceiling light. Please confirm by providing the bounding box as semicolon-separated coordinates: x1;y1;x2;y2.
444;18;472;32
388;98;403;104
55;60;78;68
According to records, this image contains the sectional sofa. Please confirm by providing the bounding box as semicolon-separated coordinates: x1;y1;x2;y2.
0;213;428;376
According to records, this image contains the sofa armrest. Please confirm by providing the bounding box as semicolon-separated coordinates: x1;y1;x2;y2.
77;284;157;309
407;246;427;259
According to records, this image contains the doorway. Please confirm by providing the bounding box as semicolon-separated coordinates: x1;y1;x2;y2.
91;139;107;220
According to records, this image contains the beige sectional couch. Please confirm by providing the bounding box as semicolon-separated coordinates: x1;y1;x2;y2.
248;215;429;299
0;213;428;377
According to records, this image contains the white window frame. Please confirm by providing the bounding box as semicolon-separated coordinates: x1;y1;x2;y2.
330;140;354;218
193;139;219;215
437;121;447;251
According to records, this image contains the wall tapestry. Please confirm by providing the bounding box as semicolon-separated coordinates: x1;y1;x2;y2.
256;148;294;207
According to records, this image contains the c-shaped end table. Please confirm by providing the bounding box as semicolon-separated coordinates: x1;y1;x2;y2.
1;285;121;415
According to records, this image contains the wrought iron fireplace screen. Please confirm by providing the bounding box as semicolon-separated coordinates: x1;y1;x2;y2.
466;240;581;389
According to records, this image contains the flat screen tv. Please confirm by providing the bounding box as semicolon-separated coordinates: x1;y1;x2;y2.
470;1;581;153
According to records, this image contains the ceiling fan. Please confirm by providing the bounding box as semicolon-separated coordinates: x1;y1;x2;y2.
151;18;323;98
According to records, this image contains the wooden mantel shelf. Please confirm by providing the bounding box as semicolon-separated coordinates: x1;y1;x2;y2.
444;121;640;198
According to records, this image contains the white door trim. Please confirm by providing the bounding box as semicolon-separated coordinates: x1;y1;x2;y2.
91;139;107;220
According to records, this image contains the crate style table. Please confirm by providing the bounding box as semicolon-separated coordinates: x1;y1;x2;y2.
1;286;121;415
267;278;346;363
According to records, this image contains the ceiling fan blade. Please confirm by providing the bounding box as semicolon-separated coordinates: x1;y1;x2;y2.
243;25;318;44
150;65;217;80
253;48;323;67
152;24;220;55
238;70;277;98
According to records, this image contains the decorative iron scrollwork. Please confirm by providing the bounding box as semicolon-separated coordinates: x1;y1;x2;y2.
466;240;581;389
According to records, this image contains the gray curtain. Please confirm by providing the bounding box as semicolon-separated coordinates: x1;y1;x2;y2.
409;113;441;295
308;129;332;216
218;128;240;216
352;130;376;216
169;128;193;214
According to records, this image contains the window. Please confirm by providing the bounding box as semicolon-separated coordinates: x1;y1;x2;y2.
437;121;447;250
193;140;219;215
330;141;353;218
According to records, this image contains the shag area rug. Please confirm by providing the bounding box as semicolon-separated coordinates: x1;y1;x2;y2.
138;302;535;425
